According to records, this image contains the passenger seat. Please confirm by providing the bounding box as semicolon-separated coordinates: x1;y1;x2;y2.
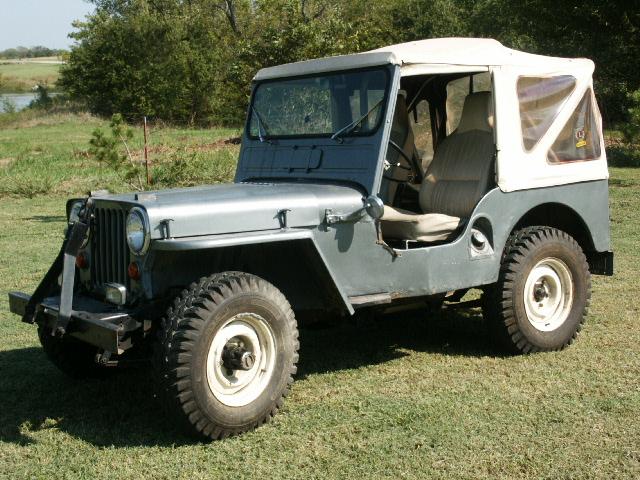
381;91;495;242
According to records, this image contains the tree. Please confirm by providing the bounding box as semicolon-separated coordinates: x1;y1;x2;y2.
59;0;640;125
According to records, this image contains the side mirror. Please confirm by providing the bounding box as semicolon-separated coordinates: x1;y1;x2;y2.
364;195;385;220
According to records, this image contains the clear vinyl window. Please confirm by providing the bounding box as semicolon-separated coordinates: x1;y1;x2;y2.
547;89;602;163
517;75;576;151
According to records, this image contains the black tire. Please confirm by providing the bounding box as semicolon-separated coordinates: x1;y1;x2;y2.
155;272;299;440
483;226;591;354
38;326;106;379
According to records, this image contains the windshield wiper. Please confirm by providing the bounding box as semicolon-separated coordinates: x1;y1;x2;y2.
330;99;384;142
251;105;271;143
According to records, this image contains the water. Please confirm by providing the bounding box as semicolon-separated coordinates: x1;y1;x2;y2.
0;92;38;112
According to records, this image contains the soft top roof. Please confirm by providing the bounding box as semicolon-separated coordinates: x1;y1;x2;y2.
254;38;594;81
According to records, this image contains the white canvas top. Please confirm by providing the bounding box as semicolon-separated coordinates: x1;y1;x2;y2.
253;38;607;192
254;38;594;80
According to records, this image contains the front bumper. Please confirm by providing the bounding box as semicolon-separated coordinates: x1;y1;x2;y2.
8;291;139;353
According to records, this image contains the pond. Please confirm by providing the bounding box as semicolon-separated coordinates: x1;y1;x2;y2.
0;92;39;112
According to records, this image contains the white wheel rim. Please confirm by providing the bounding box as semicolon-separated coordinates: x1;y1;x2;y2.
523;257;573;332
206;313;276;407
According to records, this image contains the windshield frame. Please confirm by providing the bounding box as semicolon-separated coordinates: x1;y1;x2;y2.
245;66;391;141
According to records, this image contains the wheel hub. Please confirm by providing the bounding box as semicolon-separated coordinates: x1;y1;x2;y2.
533;282;548;302
523;257;573;332
205;313;276;407
221;343;256;371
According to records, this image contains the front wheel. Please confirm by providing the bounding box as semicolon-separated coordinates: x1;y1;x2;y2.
155;272;299;440
483;226;591;353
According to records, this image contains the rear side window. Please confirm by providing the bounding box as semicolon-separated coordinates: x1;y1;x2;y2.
547;89;602;163
517;75;576;151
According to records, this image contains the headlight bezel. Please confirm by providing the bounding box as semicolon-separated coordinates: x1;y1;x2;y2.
126;207;150;256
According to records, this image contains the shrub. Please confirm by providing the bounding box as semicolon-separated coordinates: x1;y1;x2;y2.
620;89;640;146
28;85;54;110
89;114;145;190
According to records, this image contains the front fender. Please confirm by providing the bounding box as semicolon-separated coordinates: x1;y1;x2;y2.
150;228;354;315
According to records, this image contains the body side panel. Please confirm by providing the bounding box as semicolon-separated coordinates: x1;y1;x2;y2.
310;180;610;300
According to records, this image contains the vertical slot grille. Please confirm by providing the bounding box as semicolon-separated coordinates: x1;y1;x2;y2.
91;207;129;288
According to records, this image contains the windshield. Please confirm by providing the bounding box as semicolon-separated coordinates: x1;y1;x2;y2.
248;68;389;139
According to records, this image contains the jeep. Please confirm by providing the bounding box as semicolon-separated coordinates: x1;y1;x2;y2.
8;38;613;440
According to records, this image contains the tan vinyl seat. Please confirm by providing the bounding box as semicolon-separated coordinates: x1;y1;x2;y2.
381;91;495;242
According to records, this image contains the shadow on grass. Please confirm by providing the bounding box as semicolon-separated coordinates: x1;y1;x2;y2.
26;215;66;223
0;308;498;447
297;307;499;379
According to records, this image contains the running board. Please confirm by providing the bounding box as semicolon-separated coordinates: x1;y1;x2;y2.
349;293;392;309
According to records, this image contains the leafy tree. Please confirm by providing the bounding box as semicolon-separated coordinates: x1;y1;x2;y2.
59;0;640;125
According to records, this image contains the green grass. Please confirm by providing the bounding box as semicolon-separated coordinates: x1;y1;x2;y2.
0;114;639;478
0;111;240;197
0;61;60;92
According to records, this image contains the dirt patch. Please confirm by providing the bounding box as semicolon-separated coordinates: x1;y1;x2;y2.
0;158;14;168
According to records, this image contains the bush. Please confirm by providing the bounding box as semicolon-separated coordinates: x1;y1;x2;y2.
607;144;640;168
1;97;17;114
89;114;145;190
28;85;54;110
620;89;640;145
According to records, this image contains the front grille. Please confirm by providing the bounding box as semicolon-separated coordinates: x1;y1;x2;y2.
90;206;129;288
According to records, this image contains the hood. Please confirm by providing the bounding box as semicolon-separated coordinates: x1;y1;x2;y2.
96;182;364;239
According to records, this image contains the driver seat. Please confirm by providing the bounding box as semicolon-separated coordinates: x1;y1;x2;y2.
381;92;495;242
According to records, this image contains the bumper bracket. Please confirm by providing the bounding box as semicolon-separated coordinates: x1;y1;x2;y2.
8;291;138;354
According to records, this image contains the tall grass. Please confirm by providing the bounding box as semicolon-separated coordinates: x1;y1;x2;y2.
0;110;240;198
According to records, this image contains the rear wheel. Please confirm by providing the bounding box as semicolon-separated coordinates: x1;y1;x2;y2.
483;226;591;353
156;272;299;440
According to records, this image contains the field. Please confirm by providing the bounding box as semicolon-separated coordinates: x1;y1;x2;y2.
0;112;240;197
0;113;639;479
0;59;61;92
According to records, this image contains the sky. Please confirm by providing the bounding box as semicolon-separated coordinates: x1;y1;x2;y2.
0;0;95;50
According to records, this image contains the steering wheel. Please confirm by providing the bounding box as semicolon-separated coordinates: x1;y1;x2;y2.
383;139;422;183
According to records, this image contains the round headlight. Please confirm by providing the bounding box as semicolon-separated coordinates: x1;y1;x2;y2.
126;208;149;255
68;200;84;224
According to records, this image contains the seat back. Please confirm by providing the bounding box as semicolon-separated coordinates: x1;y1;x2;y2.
419;92;495;218
379;94;416;204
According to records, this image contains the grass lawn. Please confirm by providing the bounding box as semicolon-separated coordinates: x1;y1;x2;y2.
0;113;638;478
0;61;61;92
0;112;240;197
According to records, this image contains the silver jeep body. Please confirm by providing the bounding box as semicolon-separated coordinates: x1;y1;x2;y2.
9;38;613;356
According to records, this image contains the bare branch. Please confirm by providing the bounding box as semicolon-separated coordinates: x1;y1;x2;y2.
213;0;240;35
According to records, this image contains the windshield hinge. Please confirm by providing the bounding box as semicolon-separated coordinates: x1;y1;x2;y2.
325;208;366;225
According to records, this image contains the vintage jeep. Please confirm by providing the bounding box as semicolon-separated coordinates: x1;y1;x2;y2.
8;38;613;440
